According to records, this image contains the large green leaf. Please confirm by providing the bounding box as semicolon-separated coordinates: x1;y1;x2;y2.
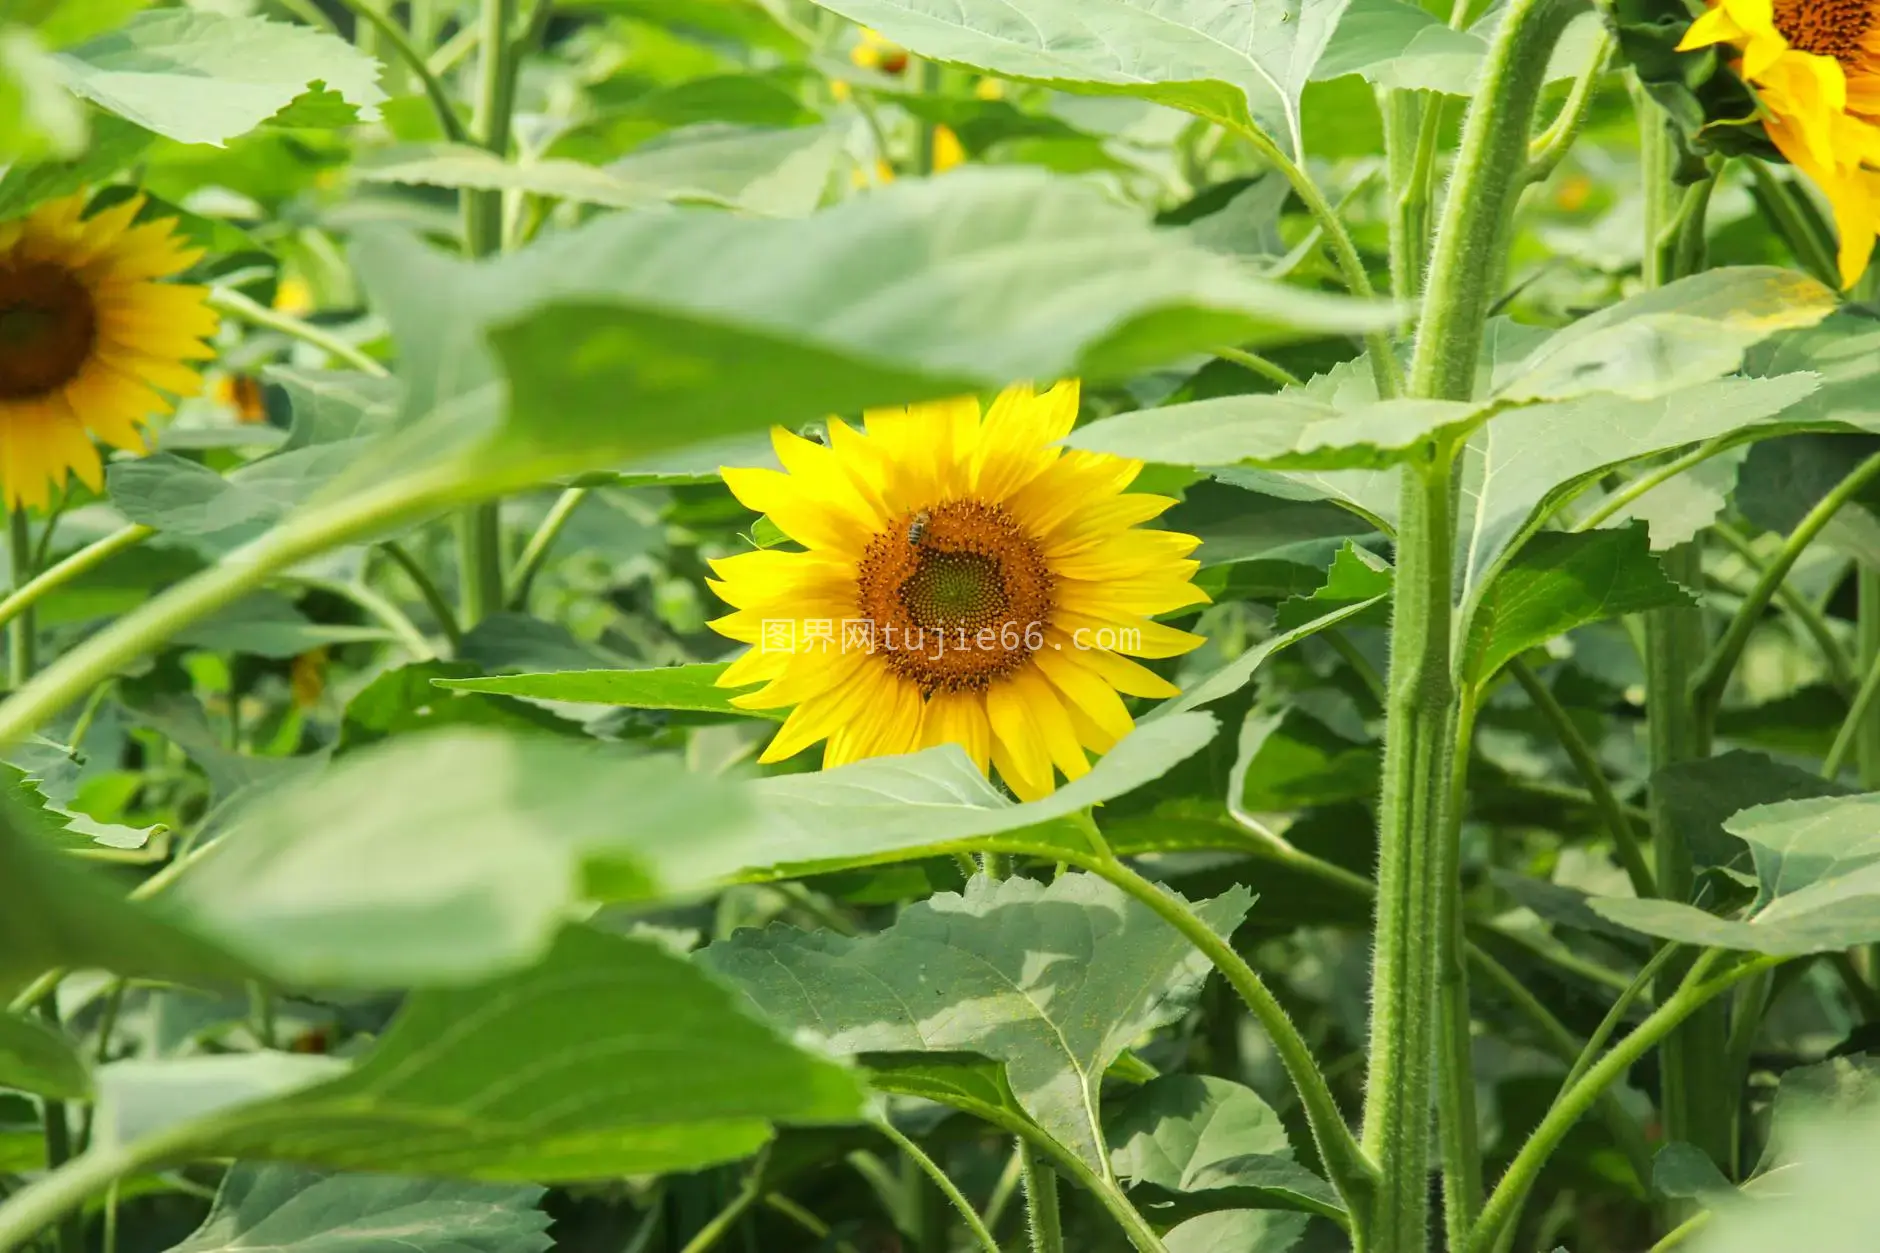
701;871;1252;1169
1109;1074;1336;1247
92;927;865;1178
0;1011;89;1100
1461;524;1693;684
153;729;748;987
170;1166;552;1253
1067;394;1481;471
364;168;1394;459
1651;751;1852;875
435;663;783;721
1688;1105;1880;1253
53;10;384;145
801;0;1350;156
725;711;1221;880
1591;791;1880;954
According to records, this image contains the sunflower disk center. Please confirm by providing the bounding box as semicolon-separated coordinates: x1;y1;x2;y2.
0;262;97;400
1774;0;1876;59
855;500;1055;693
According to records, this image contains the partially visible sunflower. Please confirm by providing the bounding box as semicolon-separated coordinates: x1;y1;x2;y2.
708;382;1209;801
0;192;216;508
1679;0;1880;285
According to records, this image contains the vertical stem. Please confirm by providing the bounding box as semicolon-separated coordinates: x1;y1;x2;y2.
1382;88;1431;302
1857;569;1880;785
7;510;33;689
455;0;520;627
1436;685;1483;1251
1372;4;1578;1250
1020;1141;1064;1253
33;1001;81;1253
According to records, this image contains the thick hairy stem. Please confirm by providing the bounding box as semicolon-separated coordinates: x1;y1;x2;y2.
1020;1141;1064;1253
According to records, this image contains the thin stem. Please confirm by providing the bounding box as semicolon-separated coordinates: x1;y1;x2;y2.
8;510;35;690
1707;521;1853;695
1225;121;1401;398
329;0;470;144
982;1142;1025;1236
0;525;153;640
1571;437;1736;535
282;574;436;659
1436;683;1483;1251
75;979;128;1155
1525;31;1611;184
1564;945;1683;1093
378;540;463;651
1214;346;1304;390
1859;568;1880;784
1647;1210;1713;1253
0;1141;156;1253
1748;160;1840;288
676;1173;764;1253
874;1119;1000;1253
207;288;388;377
33;1001;80;1253
1667;163;1723;281
1066;846;1376;1220
1020;1140;1064;1253
506;487;589;610
1692;449;1880;727
1828;605;1880;778
1509;658;1655;897
1468;953;1778;1253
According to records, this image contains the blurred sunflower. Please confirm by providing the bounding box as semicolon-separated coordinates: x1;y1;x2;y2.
1679;0;1880;285
709;382;1208;800
0;192;215;509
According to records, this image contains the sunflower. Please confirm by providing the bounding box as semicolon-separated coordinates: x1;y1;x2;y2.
0;192;216;509
708;381;1209;801
1679;0;1880;285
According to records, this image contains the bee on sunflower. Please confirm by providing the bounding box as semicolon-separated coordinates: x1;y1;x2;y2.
708;381;1208;801
0;192;217;509
1677;0;1880;285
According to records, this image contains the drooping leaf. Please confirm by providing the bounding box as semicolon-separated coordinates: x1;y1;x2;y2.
1067;394;1480;472
1650;751;1852;877
92;928;866;1179
799;0;1351;157
152;730;748;986
169;1166;553;1253
701;872;1252;1169
1462;524;1694;684
53;10;385;145
434;663;783;721
0;1011;89;1100
1591;791;1880;954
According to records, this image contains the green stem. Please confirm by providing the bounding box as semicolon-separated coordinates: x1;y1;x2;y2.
676;1173;764;1253
455;506;504;628
1525;31;1611;184
1467;953;1778;1253
1691;449;1880;728
1214;346;1304;390
1748;160;1841;289
874;1119;1000;1253
1068;847;1374;1220
0;525;152;641
1226;121;1401;398
1570;437;1736;535
33;1001;79;1253
1020;1140;1064;1253
329;0;470;144
1667;163;1723;282
982;1143;1025;1236
1711;521;1854;696
1647;1210;1713;1253
1636;82;1677;289
8;510;35;690
1565;945;1683;1093
378;540;463;651
1860;568;1880;783
1436;683;1483;1251
207;288;389;377
0;1142;157;1253
912;60;941;175
1382;89;1436;303
506;487;589;610
282;574;436;659
1509;659;1655;897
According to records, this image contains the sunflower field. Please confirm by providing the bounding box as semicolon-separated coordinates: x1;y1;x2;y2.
7;0;1880;1251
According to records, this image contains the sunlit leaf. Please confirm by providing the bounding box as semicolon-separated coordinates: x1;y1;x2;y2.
435;663;785;721
1068;394;1480;471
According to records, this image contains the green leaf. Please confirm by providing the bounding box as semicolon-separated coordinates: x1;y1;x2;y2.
1461;524;1694;684
434;663;784;722
107;446;371;555
170;1166;552;1253
94;927;866;1178
1684;1105;1880;1253
0;24;84;161
172;592;393;660
1491;269;1838;404
801;0;1350;156
1590;791;1880;954
0;1011;89;1100
1312;0;1486;91
1653;1142;1733;1201
357;124;845;216
1068;394;1480;472
1153;592;1388;717
1591;444;1749;550
1109;1073;1339;1236
364;169;1394;456
339;662;584;752
152;730;750;987
8;0;154;49
1651;751;1852;876
1272;541;1392;632
0;112;152;219
1743;313;1880;436
701;872;1252;1169
53;10;385;145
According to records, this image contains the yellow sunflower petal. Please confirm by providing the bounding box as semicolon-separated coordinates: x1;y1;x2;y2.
920;688;992;774
986;679;1057;799
1034;643;1136;748
1074;647;1182;699
721;466;872;555
825;672;923;766
1007;666;1090;783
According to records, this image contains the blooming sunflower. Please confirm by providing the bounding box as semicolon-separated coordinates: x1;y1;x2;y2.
1679;0;1880;285
708;381;1209;801
0;192;216;509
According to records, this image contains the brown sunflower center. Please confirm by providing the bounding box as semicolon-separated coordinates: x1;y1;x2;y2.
0;262;96;400
855;499;1055;694
1774;0;1877;61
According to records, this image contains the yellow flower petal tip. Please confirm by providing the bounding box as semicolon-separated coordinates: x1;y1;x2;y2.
1685;0;1880;286
0;192;218;510
708;382;1209;800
